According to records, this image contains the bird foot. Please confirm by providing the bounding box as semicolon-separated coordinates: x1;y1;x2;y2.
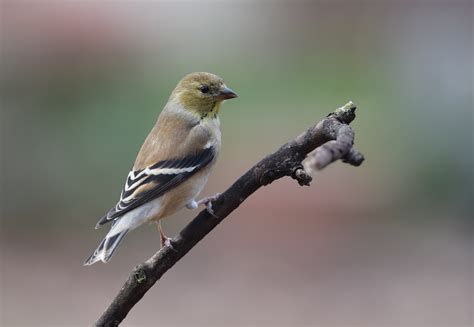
157;221;177;252
196;193;221;218
161;236;177;252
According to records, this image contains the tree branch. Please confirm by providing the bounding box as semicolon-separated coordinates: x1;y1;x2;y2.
94;101;364;326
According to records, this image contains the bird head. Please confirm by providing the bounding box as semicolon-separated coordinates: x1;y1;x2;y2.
171;72;237;118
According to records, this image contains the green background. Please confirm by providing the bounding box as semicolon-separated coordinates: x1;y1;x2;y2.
1;1;472;326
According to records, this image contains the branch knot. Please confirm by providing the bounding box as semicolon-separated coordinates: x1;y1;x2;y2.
133;269;147;284
292;167;312;186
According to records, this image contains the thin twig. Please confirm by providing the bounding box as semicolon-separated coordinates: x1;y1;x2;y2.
94;101;364;326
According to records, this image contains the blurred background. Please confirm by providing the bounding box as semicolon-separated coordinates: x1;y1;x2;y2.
1;1;472;326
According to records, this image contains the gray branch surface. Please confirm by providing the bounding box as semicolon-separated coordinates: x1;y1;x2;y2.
94;101;364;326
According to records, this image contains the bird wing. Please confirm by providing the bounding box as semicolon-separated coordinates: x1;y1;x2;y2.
96;146;215;227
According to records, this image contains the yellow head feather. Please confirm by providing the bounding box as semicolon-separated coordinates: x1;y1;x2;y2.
171;72;237;119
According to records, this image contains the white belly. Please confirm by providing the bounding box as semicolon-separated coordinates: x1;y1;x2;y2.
108;197;164;235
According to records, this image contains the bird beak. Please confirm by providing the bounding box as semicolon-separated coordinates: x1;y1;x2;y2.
217;86;238;100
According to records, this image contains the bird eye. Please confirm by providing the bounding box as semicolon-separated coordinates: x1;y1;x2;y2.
200;85;210;94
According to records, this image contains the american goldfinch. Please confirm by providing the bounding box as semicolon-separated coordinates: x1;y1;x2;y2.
84;72;237;265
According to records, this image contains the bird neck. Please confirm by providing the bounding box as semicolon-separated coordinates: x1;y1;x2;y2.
199;101;222;120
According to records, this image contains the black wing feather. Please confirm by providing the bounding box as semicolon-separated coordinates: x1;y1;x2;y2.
96;147;215;227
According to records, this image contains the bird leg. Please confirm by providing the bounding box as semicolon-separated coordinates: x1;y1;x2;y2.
156;221;175;250
196;193;221;218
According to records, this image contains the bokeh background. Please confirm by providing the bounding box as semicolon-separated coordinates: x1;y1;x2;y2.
1;1;472;326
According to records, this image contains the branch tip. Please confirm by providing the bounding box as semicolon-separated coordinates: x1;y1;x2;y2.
330;101;357;124
342;148;365;166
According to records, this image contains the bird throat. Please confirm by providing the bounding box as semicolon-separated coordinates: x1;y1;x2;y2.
202;101;221;120
177;90;222;120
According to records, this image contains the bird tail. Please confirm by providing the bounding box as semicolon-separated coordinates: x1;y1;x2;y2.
84;228;129;265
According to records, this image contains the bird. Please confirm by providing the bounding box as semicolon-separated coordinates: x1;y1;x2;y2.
84;72;237;265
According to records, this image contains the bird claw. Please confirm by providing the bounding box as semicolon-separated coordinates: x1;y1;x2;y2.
197;193;221;219
205;203;219;219
162;237;177;252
